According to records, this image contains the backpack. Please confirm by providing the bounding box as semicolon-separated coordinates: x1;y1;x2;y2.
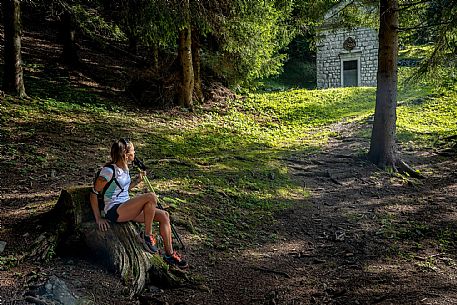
93;164;124;211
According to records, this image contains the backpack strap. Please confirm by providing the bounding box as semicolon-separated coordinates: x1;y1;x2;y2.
101;164;124;198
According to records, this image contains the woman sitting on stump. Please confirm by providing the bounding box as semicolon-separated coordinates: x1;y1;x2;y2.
89;138;188;269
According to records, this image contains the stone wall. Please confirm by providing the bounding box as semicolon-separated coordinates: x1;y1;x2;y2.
316;27;378;89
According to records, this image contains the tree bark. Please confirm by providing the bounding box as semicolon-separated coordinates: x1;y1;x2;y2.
30;187;190;296
152;44;159;71
368;0;399;168
192;30;204;103
61;11;80;67
178;0;194;109
2;0;26;98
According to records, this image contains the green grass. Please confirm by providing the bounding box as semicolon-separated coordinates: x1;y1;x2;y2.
1;63;456;250
397;92;457;145
395;66;457;147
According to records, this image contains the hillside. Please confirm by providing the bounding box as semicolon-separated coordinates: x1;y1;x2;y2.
1;23;457;305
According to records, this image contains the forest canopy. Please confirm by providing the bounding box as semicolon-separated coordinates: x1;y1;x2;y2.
3;0;456;106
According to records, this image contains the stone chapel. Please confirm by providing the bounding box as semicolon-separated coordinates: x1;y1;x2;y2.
316;3;379;89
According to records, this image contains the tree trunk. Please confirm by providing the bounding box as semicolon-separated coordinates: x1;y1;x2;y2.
61;11;80;67
152;44;159;71
2;0;26;98
30;187;191;296
178;0;194;109
192;30;204;103
128;35;139;55
368;0;399;168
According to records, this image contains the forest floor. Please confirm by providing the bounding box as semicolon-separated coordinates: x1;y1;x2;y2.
1;25;457;305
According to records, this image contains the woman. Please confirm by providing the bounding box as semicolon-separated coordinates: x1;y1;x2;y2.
89;138;188;269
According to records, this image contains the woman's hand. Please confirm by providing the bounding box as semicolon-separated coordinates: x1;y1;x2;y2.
130;170;146;191
97;218;110;231
138;170;146;182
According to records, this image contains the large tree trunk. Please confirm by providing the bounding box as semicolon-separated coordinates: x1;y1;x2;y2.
30;187;191;296
61;11;80;67
178;0;194;109
2;0;26;98
192;30;204;103
368;0;399;168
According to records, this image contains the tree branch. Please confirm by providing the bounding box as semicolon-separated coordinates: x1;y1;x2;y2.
398;21;452;32
397;0;431;11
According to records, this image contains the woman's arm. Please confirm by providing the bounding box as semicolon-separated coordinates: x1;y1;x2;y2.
129;170;145;191
90;176;110;231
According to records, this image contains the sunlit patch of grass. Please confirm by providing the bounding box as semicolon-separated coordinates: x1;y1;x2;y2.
397;91;457;147
124;87;381;248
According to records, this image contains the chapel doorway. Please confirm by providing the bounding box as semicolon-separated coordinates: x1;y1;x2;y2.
342;60;358;87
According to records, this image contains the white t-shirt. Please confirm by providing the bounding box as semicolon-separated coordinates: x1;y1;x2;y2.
99;164;131;213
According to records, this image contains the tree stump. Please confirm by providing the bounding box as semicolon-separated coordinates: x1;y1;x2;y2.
31;187;189;296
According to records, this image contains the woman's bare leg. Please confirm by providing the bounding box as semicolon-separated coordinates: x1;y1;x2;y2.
117;192;157;235
154;209;173;255
133;208;173;255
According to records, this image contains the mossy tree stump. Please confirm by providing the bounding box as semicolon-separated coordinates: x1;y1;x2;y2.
31;187;189;296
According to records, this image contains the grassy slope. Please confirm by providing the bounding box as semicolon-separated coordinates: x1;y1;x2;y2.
0;66;456;251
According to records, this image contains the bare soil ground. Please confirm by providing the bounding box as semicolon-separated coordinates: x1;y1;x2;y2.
1;26;456;305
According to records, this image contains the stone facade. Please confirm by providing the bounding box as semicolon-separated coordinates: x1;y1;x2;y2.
316;27;378;89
